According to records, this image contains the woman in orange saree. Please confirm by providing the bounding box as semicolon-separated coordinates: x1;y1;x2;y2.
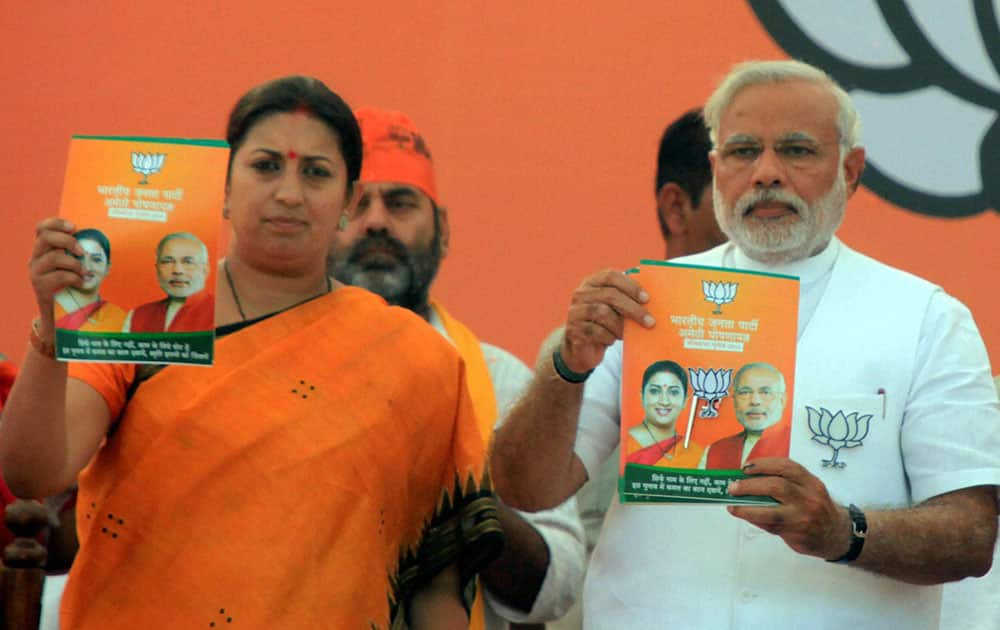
3;76;500;629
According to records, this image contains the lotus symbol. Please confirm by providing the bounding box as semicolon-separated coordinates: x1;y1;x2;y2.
703;280;738;314
688;367;732;419
806;406;873;469
751;0;1000;218
131;152;166;185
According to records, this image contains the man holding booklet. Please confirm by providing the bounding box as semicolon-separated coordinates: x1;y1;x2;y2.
491;59;1000;628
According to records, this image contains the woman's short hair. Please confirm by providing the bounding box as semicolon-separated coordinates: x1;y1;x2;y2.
74;228;111;263
225;75;362;185
642;360;688;397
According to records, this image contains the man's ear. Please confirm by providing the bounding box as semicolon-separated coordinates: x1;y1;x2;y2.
438;204;451;258
657;183;691;235
843;147;866;197
344;181;365;219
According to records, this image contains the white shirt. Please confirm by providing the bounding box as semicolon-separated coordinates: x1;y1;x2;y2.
430;311;586;628
938;375;1000;630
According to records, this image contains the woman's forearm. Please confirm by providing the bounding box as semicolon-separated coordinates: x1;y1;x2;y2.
0;337;74;497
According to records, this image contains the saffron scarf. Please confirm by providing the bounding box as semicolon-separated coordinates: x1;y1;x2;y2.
430;300;497;630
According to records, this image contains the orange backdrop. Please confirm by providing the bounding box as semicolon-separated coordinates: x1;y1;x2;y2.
2;1;997;370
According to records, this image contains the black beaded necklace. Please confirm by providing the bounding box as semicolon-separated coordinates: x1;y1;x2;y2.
223;259;332;322
642;421;678;460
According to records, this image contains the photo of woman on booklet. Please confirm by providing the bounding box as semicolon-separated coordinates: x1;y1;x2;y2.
625;359;704;468
53;228;127;331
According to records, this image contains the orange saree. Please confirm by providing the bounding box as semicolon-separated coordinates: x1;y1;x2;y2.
54;299;127;332
624;433;704;469
63;287;501;629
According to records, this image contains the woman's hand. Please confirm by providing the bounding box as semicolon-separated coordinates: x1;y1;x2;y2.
29;218;83;328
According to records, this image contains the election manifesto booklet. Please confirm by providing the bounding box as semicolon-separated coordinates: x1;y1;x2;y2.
54;135;228;365
620;260;799;505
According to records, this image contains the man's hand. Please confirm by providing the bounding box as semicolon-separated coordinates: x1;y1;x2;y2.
727;457;851;560
727;458;998;584
561;269;654;373
409;565;468;629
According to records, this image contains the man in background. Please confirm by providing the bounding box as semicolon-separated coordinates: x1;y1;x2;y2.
653;109;727;259
328;108;585;630
125;232;213;333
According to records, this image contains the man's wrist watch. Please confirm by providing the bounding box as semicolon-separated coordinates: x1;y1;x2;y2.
827;503;867;564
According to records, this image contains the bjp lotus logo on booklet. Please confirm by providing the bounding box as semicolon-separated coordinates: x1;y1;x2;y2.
688;367;732;419
703;280;737;314
132;152;166;185
806;406;872;469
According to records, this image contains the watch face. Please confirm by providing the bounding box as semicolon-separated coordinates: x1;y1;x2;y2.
849;504;868;536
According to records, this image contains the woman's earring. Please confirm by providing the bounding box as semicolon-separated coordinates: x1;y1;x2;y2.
223;204;230;219
338;213;349;231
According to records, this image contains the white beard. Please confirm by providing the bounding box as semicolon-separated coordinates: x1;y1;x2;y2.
713;165;847;264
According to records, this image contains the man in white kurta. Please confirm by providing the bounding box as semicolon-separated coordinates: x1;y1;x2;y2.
574;237;999;628
490;60;1000;630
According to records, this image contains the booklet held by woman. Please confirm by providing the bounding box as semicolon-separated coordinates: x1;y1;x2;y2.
620;260;799;505
53;135;228;365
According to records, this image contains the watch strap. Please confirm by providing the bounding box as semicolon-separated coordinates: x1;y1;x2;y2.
828;503;867;564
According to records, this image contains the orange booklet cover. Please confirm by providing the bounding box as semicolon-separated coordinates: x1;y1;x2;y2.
620;260;799;504
53;135;228;365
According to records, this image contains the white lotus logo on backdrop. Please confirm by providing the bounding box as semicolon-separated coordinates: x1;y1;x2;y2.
703;280;737;314
131;152;166;185
751;0;999;217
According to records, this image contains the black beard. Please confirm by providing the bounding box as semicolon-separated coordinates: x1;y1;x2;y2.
328;230;442;317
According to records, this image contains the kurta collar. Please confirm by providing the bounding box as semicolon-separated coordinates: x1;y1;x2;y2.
726;236;842;287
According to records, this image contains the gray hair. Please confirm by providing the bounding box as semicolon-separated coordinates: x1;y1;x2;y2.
733;362;786;392
156;232;208;263
703;60;862;152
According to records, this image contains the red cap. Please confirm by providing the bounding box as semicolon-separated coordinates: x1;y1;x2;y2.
354;108;438;204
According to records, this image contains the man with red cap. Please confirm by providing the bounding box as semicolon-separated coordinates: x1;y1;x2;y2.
328;109;585;630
